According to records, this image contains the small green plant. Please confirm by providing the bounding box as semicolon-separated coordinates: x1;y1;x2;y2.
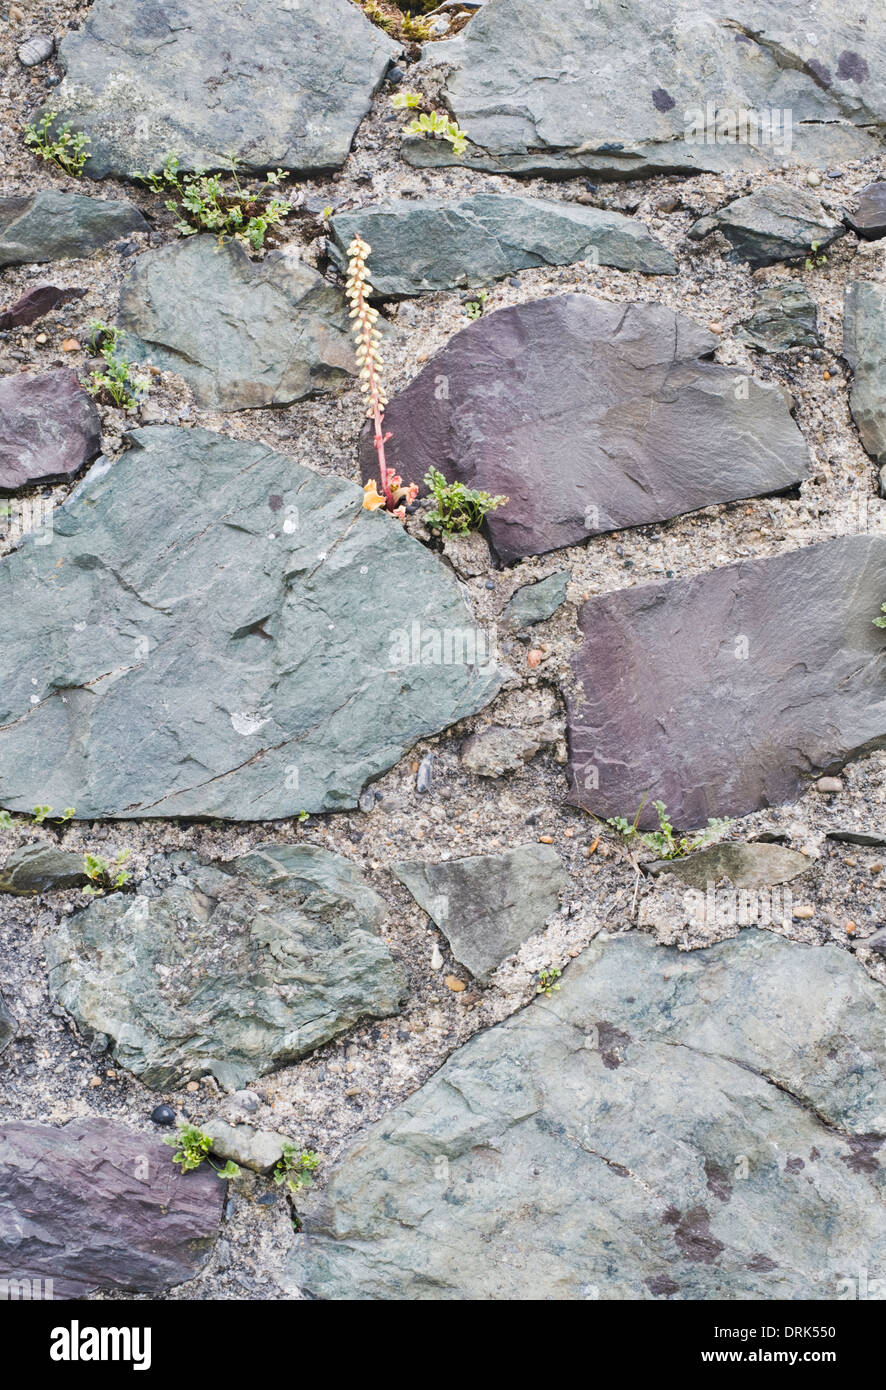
82;848;133;897
85;324;150;412
0;811;15;830
607;798;731;860
391;93;469;156
1;805;74;830
424;466;508;535
536;967;562;997
804;240;828;271
464;290;488;320
140;155;291;251
24;111;90;177
873;602;886;629
273;1143;320;1194
164;1123;240;1179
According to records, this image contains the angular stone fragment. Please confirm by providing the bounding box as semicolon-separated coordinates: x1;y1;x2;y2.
502;571;570;627
287;931;886;1300
0;191;147;268
47;844;407;1089
119;237;355;410
0;284;86;331
566;536;886;830
0;991;14;1055
693;185;844;267
0;426;500;818
0;370;102;490
0;1117;224;1297
844;281;886;465
203;1119;286;1174
49;0;397;179
848;182;886;240
460;722;560;778
391;843;567;982
736;283;821;352
0;842;88;894
405;0;883;177
647;841;813;889
362;295;810;563
328;194;674;295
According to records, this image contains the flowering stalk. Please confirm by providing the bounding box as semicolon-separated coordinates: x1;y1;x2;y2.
345;234;417;520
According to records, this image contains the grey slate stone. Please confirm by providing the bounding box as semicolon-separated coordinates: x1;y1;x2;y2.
694;185;844;267
844;281;886;466
0;1116;224;1297
361;295;811;564
0;426;500;819
328;194;675;295
203;1119;286;1174
0;842;88;894
405;0;883;178
49;0;398;179
118;237;356;410
287;931;886;1300
502;570;570;628
0;991;14;1056
848;182;886;241
647;841;813;889
391;843;567;982
0;369;102;491
0;191;147;268
736;283;821;352
47;844;408;1090
566;535;886;831
460;722;560;778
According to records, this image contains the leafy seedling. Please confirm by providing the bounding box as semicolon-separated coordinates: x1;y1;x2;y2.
273;1143;320;1195
24;112;90;177
424;466;508;535
164;1123;240;1179
607;798;731;860
82;849;133;897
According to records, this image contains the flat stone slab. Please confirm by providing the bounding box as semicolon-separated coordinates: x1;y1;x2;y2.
0;369;102;491
849;182;886;240
0;1116;224;1297
328;194;674;295
392;843;567;982
47;844;407;1090
567;535;886;830
0;426;500;819
502;570;570;628
736;283;821;352
648;841;813;889
362;295;810;563
405;0;883;177
287;931;886;1299
459;722;560;778
0;842;88;894
50;0;397;179
844;281;886;466
0;284;86;332
694;186;844;268
0;191;147;267
203;1119;286;1175
119;237;355;410
0;991;14;1055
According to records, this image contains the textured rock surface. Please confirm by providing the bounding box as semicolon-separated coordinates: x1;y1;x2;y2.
47;844;407;1089
119;237;355;410
0;191;146;268
287;931;886;1300
0;992;14;1055
0;842;88;895
459;722;561;778
695;186;844;267
0;1117;224;1296
362;295;810;563
203;1119;285;1174
49;0;397;179
844;281;886;465
502;570;570;628
391;843;567;982
849;182;886;240
567;535;886;830
648;841;813;888
0;370;102;490
328;194;674;295
0;284;86;331
736;283;821;352
0;426;500;818
406;0;884;177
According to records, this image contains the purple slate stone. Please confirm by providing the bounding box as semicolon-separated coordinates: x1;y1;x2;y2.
360;295;810;564
0;369;101;490
849;183;886;241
